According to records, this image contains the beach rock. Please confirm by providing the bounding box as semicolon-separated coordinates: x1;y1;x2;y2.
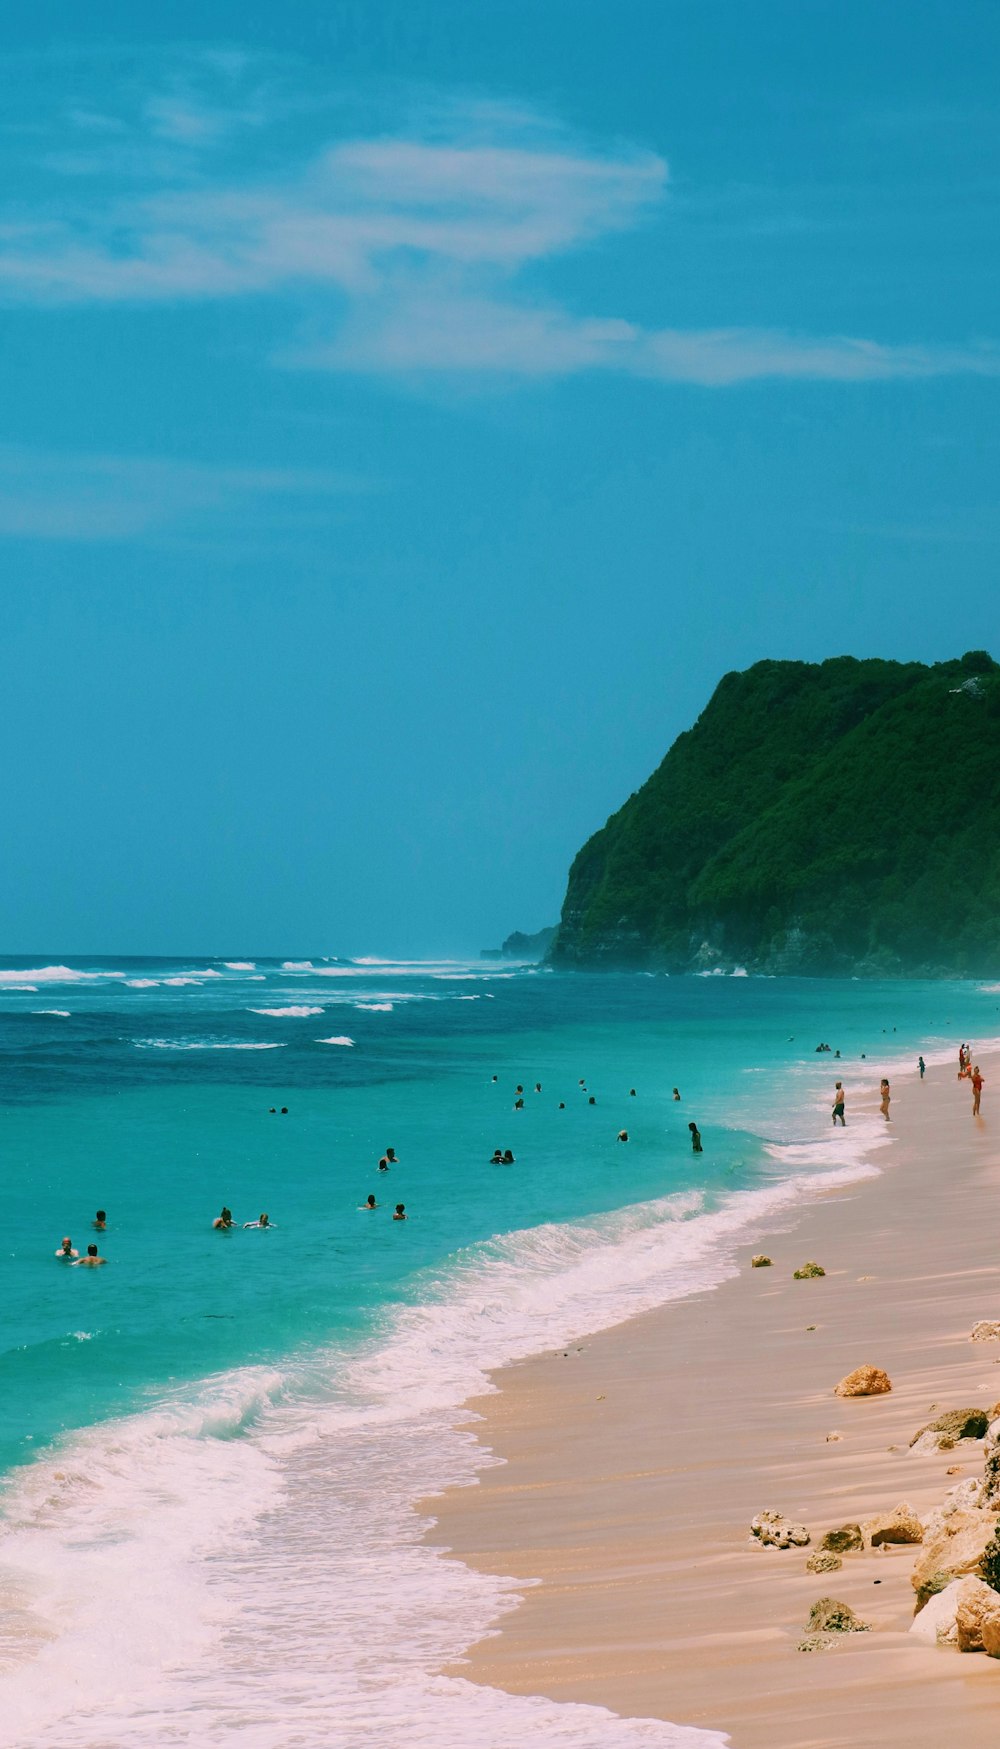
796;1633;836;1653
751;1254;772;1268
979;1422;1000;1507
910;1408;989;1449
806;1597;871;1635
912;1512;997;1608
862;1503;923;1547
825;1432;843;1443
955;1577;1000;1652
806;1550;843;1574
751;1509;810;1549
793;1261;825;1279
982;1615;1000;1658
820;1523;864;1554
922;1479;983;1542
971;1322;1000;1342
908;1579;963;1646
835;1366;892;1398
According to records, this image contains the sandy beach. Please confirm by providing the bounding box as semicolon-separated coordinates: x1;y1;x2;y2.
425;1055;1000;1747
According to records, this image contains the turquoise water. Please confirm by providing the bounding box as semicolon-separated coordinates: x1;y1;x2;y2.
1;957;996;1747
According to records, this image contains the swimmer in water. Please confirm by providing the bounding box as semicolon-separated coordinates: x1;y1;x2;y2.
629;1088;636;1097
502;1149;515;1164
385;1148;398;1164
515;1086;524;1096
490;1149;503;1164
588;1095;596;1105
74;1244;106;1267
672;1088;681;1101
56;1236;78;1260
617;1130;628;1142
212;1207;235;1230
93;1210;107;1230
491;1075;498;1083
558;1101;565;1109
360;1194;377;1210
393;1203;406;1221
280;1107;288;1115
688;1121;703;1153
378;1157;390;1171
243;1212;274;1229
534;1083;542;1093
514;1097;524;1109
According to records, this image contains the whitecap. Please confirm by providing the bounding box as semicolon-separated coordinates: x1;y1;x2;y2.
32;1010;71;1017
249;1006;324;1018
125;979;160;988
162;978;202;986
134;1039;285;1051
315;1036;355;1047
282;960;314;971
223;961;257;971
356;1002;393;1012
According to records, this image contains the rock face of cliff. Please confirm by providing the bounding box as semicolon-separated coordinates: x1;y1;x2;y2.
551;652;1000;976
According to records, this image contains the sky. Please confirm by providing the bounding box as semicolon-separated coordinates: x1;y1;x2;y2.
2;0;999;956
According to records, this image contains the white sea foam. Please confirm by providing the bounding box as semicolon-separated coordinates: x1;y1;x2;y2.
223;962;257;971
32;1010;71;1017
281;959;315;970
356;1002;393;1011
5;985;38;992
0;966;100;985
249;1005;324;1018
0;1136;879;1749
125;978;160;987
163;977;202;986
134;1039;285;1051
315;1035;355;1046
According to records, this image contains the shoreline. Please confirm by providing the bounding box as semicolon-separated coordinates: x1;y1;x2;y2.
424;1054;1000;1747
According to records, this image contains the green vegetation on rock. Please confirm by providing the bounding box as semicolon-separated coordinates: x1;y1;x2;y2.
552;652;1000;975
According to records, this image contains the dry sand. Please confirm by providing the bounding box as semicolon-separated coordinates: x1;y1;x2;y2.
423;1055;1000;1747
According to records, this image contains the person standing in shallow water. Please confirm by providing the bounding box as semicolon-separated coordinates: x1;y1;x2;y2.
880;1078;891;1121
972;1065;984;1117
688;1121;703;1153
832;1082;846;1126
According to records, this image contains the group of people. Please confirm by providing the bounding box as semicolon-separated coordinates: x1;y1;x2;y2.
55;1210;108;1266
831;1043;987;1128
958;1044;985;1115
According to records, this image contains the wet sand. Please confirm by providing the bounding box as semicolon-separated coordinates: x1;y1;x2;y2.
423;1057;1000;1747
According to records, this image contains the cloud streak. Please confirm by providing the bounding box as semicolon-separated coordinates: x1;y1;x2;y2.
0;66;996;389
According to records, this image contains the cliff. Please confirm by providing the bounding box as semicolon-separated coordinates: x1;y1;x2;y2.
552;652;1000;977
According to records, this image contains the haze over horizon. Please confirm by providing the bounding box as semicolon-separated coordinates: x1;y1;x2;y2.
3;1;1000;956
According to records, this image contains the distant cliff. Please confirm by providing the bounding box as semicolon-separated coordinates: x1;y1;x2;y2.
481;926;557;963
552;653;1000;977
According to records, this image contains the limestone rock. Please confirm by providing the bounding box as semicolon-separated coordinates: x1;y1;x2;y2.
797;1633;836;1652
982;1616;1000;1658
835;1365;892;1398
793;1261;825;1279
979;1421;1000;1507
751;1509;810;1549
806;1597;871;1634
912;1512;997;1609
751;1254;772;1268
971;1321;1000;1342
908;1579;963;1646
820;1523;864;1554
910;1407;989;1449
806;1550;843;1574
922;1478;983;1541
955;1576;1000;1652
862;1503;923;1547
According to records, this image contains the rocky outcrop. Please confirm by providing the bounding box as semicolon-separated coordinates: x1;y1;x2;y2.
910;1407;990;1451
806;1550;843;1574
820;1523;864;1554
806;1597;870;1634
908;1579;963;1646
751;1509;810;1549
955;1577;1000;1652
862;1503;923;1547
835;1365;892;1398
912;1512;997;1609
793;1261;825;1279
750;1254;772;1268
971;1321;1000;1342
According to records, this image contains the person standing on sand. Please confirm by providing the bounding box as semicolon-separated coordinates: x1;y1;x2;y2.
918;1056;926;1080
880;1078;891;1121
832;1082;846;1126
972;1065;984;1116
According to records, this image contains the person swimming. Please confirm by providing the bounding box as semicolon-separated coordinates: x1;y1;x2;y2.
360;1194;378;1210
74;1243;106;1267
588;1095;596;1105
514;1097;524;1109
629;1088;636;1097
55;1236;78;1260
534;1083;542;1093
378;1157;390;1171
393;1203;406;1221
385;1148;398;1163
617;1130;628;1142
558;1101;566;1109
93;1210;107;1230
688;1121;703;1153
515;1085;524;1096
672;1088;681;1101
243;1212;273;1229
490;1149;503;1164
212;1207;235;1230
502;1149;515;1164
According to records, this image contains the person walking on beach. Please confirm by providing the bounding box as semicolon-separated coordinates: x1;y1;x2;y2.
972;1065;984;1117
918;1056;926;1080
832;1082;846;1125
880;1078;891;1121
688;1121;703;1153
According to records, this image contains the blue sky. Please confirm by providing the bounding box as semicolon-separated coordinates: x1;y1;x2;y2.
3;1;999;955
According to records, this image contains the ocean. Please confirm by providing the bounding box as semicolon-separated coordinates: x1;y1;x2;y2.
1;957;996;1747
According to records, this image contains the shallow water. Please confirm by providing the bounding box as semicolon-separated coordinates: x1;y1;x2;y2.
0;957;995;1744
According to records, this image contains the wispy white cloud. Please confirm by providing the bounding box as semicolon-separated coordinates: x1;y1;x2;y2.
0;62;995;389
0;447;369;541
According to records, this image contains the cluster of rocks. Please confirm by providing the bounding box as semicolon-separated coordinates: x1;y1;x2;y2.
750;1379;1000;1656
